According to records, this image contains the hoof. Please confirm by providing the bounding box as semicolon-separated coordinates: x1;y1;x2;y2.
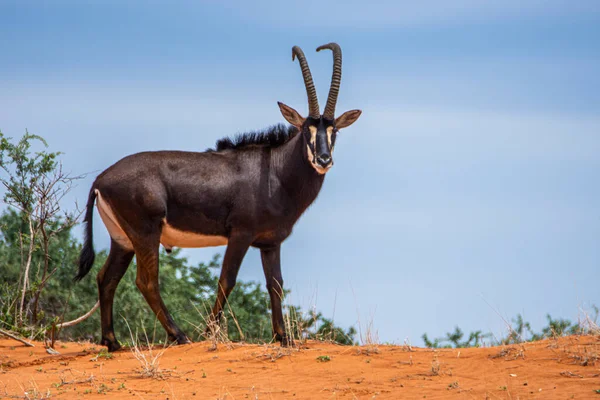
101;338;121;352
276;333;294;347
169;333;192;346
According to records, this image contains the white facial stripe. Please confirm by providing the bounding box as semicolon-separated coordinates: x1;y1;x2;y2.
309;126;317;148
306;144;315;163
326;126;333;149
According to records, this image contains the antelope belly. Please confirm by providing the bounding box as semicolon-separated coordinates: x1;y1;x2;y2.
160;221;228;249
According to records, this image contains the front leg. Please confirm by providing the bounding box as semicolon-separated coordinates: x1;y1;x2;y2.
205;230;252;338
260;245;292;346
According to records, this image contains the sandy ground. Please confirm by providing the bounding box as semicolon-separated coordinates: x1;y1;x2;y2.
0;335;599;399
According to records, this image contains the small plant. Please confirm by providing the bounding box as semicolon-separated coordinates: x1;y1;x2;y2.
422;306;599;348
499;386;507;391
97;383;110;394
423;327;491;348
90;348;113;361
316;355;331;362
448;381;459;389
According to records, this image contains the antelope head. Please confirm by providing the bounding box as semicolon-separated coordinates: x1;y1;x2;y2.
278;43;362;175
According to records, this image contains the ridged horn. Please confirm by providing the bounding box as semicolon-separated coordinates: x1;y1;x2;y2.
292;46;320;119
316;42;342;120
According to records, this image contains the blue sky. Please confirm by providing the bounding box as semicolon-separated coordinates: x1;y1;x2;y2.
1;1;599;344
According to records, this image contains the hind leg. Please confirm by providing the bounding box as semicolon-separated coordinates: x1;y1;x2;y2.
134;242;190;345
97;241;135;351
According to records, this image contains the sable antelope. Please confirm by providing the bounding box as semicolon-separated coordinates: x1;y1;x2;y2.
75;43;361;351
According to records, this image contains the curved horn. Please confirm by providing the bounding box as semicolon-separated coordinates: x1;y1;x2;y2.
292;46;320;118
316;42;342;120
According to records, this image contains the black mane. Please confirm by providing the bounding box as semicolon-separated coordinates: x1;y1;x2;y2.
209;124;299;152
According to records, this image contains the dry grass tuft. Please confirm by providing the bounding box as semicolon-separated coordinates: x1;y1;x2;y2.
568;345;598;366
0;378;51;400
430;352;441;376
579;306;600;336
55;373;95;388
188;300;240;351
124;319;171;379
353;289;380;353
357;313;379;354
490;345;526;360
255;344;293;362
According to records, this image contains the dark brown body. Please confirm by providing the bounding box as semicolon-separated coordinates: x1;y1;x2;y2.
75;43;361;351
77;127;324;351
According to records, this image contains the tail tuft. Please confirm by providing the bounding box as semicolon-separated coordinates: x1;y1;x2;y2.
74;187;97;282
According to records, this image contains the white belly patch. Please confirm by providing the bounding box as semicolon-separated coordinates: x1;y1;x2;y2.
160;221;228;249
95;190;227;251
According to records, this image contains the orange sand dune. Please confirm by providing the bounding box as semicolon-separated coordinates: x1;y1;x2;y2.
0;336;598;399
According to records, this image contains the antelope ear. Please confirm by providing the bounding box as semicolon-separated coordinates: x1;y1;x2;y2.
278;102;305;128
335;109;362;129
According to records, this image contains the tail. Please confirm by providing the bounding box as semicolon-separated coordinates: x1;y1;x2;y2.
74;187;97;282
